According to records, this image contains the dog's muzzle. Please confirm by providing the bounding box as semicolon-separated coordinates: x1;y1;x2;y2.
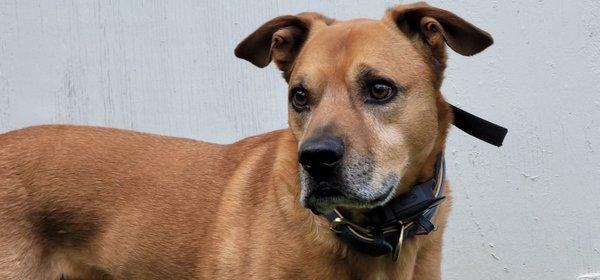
298;135;350;213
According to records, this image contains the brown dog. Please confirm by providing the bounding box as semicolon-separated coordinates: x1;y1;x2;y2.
0;2;494;279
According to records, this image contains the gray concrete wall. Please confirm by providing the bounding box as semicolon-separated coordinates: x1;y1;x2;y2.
1;1;599;279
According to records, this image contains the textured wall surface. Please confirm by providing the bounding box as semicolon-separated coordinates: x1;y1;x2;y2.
1;1;599;279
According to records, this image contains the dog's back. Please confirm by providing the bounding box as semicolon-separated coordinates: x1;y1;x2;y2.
0;125;306;279
0;125;239;279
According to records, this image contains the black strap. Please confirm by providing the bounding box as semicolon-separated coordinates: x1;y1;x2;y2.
369;175;442;225
451;104;508;147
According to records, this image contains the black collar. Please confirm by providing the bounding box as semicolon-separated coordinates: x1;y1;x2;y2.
324;104;507;260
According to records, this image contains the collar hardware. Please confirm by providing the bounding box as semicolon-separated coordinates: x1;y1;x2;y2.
330;216;374;236
392;223;405;262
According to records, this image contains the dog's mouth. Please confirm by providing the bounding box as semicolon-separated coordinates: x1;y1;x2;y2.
304;181;396;214
306;184;344;214
299;154;401;214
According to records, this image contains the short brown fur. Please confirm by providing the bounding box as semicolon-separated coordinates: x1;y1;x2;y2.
0;2;492;279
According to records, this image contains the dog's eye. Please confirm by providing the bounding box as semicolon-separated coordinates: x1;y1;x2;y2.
368;82;395;102
291;87;309;110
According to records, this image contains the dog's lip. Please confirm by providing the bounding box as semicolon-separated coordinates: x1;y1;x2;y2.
305;184;348;213
368;184;396;205
309;184;344;198
305;181;397;214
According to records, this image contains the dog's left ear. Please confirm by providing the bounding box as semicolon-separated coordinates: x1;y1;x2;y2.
235;13;333;79
386;2;493;61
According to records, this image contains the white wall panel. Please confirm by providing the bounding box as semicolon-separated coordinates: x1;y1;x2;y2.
1;1;599;279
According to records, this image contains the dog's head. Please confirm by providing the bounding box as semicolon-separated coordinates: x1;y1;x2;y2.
235;2;492;214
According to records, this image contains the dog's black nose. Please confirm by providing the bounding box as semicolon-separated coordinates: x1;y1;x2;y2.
299;136;344;177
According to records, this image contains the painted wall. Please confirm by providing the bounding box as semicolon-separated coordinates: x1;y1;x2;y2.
1;1;599;279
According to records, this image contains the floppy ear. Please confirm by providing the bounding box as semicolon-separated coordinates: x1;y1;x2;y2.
386;2;493;61
235;13;333;79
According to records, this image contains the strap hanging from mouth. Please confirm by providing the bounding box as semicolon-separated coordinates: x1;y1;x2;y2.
450;104;508;147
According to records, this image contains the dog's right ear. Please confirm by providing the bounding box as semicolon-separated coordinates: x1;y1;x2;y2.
385;2;493;63
235;13;332;79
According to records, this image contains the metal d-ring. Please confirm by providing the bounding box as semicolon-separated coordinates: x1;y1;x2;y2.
392;223;406;262
329;217;374;236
